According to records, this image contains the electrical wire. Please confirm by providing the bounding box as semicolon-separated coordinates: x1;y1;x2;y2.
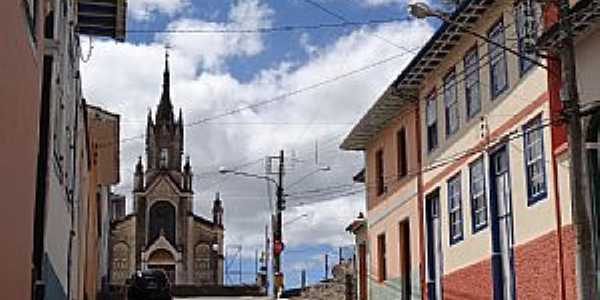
283;117;564;208
97;47;420;150
300;0;416;53
100;18;527;150
126;17;413;34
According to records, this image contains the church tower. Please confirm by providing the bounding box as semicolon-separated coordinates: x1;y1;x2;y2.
109;52;224;287
145;52;185;186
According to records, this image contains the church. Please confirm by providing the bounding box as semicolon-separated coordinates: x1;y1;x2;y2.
109;53;225;286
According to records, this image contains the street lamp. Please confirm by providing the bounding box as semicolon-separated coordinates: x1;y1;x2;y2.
284;213;309;226
219;167;280;188
219;150;287;297
286;165;331;189
407;2;444;19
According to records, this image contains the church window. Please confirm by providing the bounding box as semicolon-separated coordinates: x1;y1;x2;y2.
160;148;168;168
149;201;176;245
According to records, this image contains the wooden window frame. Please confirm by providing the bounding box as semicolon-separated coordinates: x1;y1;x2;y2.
464;46;481;119
426;91;438;153
488;18;509;99
444;68;459;137
397;127;408;178
514;0;539;75
523;114;547;205
375;149;385;196
377;233;387;281
470;157;488;233
447;173;464;245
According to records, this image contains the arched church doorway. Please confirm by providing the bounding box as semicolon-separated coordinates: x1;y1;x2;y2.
149;201;176;245
147;249;176;284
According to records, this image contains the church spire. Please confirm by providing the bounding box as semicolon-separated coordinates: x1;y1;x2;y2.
156;49;174;124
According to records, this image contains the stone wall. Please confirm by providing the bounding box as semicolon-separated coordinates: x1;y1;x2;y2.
289;260;356;300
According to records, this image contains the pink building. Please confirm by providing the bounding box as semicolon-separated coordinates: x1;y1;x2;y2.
0;0;46;299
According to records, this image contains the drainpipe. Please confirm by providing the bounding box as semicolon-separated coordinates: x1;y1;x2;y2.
543;4;566;299
549;55;567;300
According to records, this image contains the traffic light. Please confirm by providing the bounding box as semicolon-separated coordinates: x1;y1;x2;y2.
277;198;286;211
273;240;285;256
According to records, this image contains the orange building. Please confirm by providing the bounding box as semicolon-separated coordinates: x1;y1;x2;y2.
342;88;423;299
81;104;120;300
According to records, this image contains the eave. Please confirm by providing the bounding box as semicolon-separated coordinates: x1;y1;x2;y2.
340;0;494;151
77;0;127;42
538;0;600;49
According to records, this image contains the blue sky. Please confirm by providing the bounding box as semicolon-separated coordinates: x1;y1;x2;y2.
125;0;410;82
81;0;435;290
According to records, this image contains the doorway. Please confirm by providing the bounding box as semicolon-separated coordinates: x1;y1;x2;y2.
425;189;442;300
489;145;515;300
399;220;411;299
148;264;175;284
358;243;367;300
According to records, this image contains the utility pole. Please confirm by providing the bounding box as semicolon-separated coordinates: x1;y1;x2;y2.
255;248;259;277
301;269;306;289
557;0;597;298
273;150;285;296
324;253;329;281
263;224;270;293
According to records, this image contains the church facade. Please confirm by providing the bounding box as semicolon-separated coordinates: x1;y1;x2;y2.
110;55;225;286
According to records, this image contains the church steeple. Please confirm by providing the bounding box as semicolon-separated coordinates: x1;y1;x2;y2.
156;50;174;124
143;51;184;178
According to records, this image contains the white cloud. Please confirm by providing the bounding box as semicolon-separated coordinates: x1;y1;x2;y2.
161;0;273;71
81;10;433;252
361;0;405;7
129;0;190;21
360;0;429;7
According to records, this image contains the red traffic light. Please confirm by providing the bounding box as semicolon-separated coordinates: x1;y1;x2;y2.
273;240;285;255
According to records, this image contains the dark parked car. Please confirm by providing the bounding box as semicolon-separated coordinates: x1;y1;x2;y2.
127;269;172;300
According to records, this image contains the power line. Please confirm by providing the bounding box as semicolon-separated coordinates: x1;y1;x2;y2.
126;17;413;34
100;47;419;149
103;19;523;150
284;117;563;208
300;0;415;53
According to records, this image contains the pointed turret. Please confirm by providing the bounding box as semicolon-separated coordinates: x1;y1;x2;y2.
147;108;153;125
134;156;144;191
156;50;174;125
183;156;193;191
213;192;224;226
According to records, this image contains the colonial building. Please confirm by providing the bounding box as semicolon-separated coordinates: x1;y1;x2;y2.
342;87;423;300
341;0;585;299
110;54;225;287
